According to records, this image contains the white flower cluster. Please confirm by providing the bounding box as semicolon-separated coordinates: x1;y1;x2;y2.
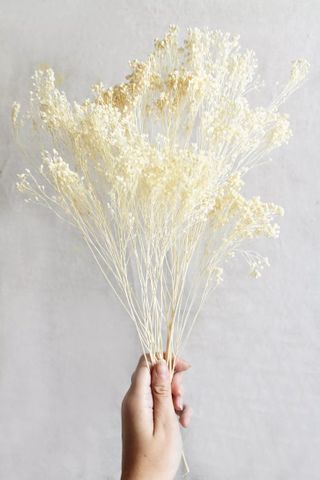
13;25;309;367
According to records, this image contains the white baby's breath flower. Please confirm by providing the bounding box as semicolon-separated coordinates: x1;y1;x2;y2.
11;101;21;127
13;25;308;368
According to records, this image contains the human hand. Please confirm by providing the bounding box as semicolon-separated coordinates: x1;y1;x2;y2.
121;355;192;480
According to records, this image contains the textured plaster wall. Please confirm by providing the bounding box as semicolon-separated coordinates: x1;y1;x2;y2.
0;1;319;479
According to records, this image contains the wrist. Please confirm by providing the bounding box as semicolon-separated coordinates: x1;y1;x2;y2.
121;473;160;480
121;468;168;480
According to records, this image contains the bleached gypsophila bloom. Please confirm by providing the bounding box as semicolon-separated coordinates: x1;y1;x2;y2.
12;25;309;370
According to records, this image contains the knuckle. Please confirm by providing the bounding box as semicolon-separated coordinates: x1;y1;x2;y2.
177;385;184;396
121;390;134;411
139;353;146;363
153;383;170;396
138;353;150;367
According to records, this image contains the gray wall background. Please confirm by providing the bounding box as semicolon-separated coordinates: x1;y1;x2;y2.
0;1;319;479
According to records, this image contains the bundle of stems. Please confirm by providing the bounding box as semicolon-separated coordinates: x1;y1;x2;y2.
12;25;309;377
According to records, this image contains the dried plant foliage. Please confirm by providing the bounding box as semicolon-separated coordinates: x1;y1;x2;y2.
12;25;309;373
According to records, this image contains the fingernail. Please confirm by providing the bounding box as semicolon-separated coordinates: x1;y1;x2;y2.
177;398;183;411
156;360;168;378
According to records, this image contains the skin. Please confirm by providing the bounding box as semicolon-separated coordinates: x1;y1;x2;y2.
121;355;193;480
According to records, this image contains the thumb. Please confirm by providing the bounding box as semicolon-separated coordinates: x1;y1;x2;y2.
151;360;175;432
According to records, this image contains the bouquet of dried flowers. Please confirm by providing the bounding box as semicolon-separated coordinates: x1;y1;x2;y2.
12;25;309;376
